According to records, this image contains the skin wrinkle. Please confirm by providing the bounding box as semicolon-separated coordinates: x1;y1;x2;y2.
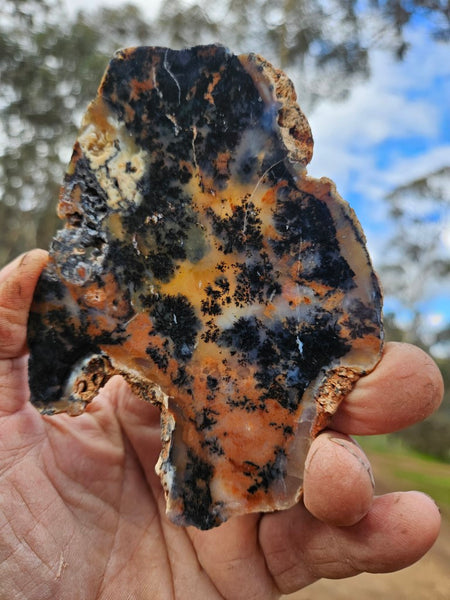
0;441;37;481
0;306;26;347
43;423;164;600
3;466;78;597
267;521;346;592
157;516;180;600
2;483;57;587
0;250;444;599
329;342;444;435
18;252;32;269
307;526;357;580
5;556;52;600
155;491;221;597
188;514;277;600
0;509;22;564
255;517;282;600
2;462;63;545
97;523;154;597
110;387;224;600
257;520;299;597
95;454;127;600
195;546;258;598
112;396;178;600
0;404;43;435
0;250;48;362
364;494;432;572
259;509;311;592
259;490;440;595
44;418;124;477
43;433;111;512
146;450;214;599
417;380;441;420
96;436;168;599
341;493;436;574
0;288;24;314
43;410;124;463
161;523;200;600
9;525;55;580
329;437;375;488
0;312;23;358
44;408;124;471
302;432;374;526
86;397;130;443
39;431;125;559
12;491;56;549
0;357;30;415
1;547;51;600
0;356;18;381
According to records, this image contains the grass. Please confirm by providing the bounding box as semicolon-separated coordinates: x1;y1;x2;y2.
392;467;450;508
356;434;450;515
357;433;448;463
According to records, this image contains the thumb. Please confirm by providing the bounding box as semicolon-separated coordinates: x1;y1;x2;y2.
0;250;48;359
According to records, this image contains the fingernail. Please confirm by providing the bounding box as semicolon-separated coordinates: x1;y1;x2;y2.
330;437;375;489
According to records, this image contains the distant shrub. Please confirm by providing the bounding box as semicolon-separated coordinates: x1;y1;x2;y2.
395;411;450;463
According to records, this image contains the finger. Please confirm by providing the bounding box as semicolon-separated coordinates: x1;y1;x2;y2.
330;342;444;435
303;431;374;526
0;250;48;359
189;514;278;600
260;491;441;595
92;376;163;484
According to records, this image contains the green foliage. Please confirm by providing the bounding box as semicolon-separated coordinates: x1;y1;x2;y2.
157;0;371;106
358;434;450;514
0;0;153;265
156;0;449;104
1;0;448;266
395;415;450;463
384;317;450;463
380;166;450;315
393;465;450;510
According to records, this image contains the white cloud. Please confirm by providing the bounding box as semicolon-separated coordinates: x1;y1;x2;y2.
381;145;450;188
304;27;450;300
307;30;449;206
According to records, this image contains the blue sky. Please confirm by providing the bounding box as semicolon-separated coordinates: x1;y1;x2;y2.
63;0;450;345
307;27;450;340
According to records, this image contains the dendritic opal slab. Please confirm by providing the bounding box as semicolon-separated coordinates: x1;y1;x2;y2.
27;45;383;529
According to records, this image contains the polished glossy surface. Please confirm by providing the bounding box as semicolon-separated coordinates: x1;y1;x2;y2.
28;45;383;529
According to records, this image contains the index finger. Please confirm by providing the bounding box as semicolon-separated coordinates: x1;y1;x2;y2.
330;341;444;435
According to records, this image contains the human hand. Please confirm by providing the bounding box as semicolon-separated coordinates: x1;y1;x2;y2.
0;250;443;599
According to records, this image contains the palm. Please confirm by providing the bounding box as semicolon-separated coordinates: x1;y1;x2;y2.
3;353;270;598
0;251;444;599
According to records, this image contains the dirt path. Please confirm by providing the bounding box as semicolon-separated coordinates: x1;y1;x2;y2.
283;451;450;599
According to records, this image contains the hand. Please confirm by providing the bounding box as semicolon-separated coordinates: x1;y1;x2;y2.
0;250;443;599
